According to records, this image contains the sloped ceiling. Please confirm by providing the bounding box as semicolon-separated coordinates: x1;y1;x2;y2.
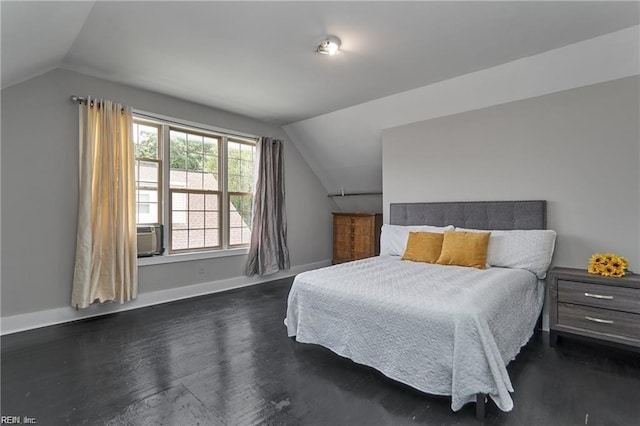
284;26;640;207
2;1;639;212
1;1;95;88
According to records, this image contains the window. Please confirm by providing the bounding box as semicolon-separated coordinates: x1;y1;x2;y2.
227;140;256;246
133;115;256;254
133;122;161;225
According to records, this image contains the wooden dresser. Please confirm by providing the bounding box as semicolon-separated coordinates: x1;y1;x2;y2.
548;267;640;351
332;213;382;264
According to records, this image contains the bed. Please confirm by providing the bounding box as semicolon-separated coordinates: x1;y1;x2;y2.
285;201;555;418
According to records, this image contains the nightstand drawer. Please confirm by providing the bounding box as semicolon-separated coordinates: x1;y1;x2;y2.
558;279;640;314
558;303;640;342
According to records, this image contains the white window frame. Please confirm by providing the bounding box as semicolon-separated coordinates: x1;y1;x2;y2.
133;110;257;265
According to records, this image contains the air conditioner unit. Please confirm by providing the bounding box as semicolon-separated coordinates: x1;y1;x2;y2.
137;224;164;257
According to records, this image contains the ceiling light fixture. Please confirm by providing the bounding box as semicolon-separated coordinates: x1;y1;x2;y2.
316;36;341;56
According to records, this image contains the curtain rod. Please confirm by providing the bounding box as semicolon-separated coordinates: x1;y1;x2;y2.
69;95;121;108
70;95;87;104
134;110;259;140
70;95;128;113
327;191;382;198
70;95;259;140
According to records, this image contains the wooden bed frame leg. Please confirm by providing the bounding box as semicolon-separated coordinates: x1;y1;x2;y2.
475;393;486;420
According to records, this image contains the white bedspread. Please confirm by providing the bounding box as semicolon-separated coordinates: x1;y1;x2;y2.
285;256;544;412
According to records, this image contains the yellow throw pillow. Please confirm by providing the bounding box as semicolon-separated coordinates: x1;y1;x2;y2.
401;232;444;263
436;231;491;269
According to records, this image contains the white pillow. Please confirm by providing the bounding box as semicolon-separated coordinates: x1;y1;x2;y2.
380;224;454;256
456;227;557;279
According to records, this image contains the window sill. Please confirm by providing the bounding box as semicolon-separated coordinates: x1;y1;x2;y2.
137;247;249;266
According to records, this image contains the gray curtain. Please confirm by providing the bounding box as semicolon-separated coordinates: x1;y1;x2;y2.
246;137;290;275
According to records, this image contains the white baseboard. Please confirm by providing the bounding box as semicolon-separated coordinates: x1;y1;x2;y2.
0;259;331;336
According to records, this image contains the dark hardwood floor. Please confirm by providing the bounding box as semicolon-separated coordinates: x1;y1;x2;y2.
2;277;639;425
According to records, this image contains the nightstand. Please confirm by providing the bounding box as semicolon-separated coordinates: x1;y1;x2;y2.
548;267;640;351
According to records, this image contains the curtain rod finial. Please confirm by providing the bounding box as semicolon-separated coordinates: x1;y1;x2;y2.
70;95;87;104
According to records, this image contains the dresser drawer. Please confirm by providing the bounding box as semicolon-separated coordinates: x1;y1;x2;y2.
557;279;640;314
558;303;640;343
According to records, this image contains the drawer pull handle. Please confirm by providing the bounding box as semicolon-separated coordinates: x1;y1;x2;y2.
584;292;613;300
584;316;614;324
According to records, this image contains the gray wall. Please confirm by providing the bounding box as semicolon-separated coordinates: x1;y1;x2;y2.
332;196;382;214
1;68;336;317
382;76;640;272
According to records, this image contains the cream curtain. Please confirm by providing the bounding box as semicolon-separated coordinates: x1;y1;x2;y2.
71;97;138;309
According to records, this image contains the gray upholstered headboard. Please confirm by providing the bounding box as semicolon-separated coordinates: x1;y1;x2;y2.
390;201;546;230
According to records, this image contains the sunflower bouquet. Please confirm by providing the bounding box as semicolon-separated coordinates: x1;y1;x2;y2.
588;253;629;277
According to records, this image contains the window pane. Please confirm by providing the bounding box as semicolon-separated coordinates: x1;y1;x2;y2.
187;134;203;153
187;152;203;171
242;168;255;192
142;202;158;221
189;211;205;230
170;189;220;252
205;194;219;210
241;144;254;161
205;211;219;228
170;170;187;189
203;155;218;190
138;161;159;189
187;134;204;171
172;230;188;251
229;227;243;246
188;193;205;210
228;141;241;158
186;171;204;190
238;175;251;193
228;157;240;173
203;137;218;156
205;229;219;247
227;141;256;193
189;229;205;248
229;195;252;227
135;157;160;225
228;174;241;192
136;189;158;224
134;122;158;159
169;131;187;170
229;194;253;246
172;214;188;229
227;141;255;245
171;191;187;209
